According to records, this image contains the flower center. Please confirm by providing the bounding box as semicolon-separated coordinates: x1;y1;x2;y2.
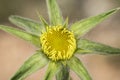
40;26;76;61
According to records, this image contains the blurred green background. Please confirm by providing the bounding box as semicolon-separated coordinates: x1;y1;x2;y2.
0;0;120;80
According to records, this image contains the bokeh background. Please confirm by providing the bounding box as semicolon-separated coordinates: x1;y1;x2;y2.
0;0;120;80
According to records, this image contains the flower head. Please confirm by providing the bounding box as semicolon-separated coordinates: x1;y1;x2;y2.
40;26;76;61
0;0;120;80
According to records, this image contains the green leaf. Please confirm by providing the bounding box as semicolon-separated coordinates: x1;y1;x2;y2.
46;0;63;25
77;39;120;54
11;51;49;80
70;8;120;37
56;64;70;80
36;11;49;28
67;56;92;80
75;49;92;54
0;25;40;47
9;15;44;36
44;61;61;80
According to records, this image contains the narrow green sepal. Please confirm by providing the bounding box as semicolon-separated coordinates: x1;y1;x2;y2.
11;51;49;80
0;25;40;47
44;61;61;80
39;15;48;27
46;0;63;25
67;56;92;80
70;8;120;37
77;39;120;54
75;48;92;54
9;15;44;36
56;64;70;80
63;17;69;28
36;11;49;28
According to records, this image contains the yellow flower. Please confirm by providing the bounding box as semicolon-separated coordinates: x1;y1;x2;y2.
40;26;76;61
0;0;120;80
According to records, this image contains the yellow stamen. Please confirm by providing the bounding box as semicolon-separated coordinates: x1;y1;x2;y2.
40;26;76;61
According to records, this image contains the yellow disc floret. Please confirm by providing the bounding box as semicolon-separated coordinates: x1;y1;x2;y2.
40;26;76;61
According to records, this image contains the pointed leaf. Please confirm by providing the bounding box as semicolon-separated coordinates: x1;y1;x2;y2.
70;8;120;37
36;11;49;27
67;56;92;80
11;51;49;80
0;25;40;47
44;61;61;80
77;39;120;54
46;0;63;25
39;15;48;27
56;64;70;80
75;49;92;54
9;15;44;36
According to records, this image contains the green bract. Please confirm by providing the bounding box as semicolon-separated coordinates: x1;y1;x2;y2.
0;0;120;80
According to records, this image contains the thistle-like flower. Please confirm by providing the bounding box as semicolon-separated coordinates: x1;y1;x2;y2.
0;0;120;80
